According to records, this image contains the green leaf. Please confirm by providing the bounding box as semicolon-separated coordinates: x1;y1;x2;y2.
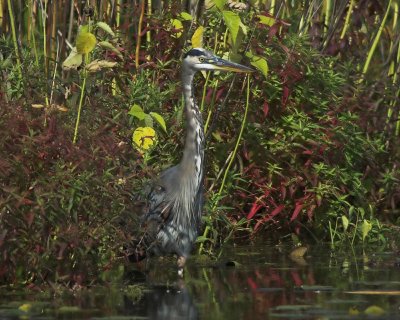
178;11;192;21
222;11;240;45
348;206;355;219
196;236;213;243
171;19;183;38
150;112;167;133
79;24;89;34
245;52;269;77
212;131;223;142
213;0;227;10
96;21;115;37
62;47;83;70
128;104;146;120
361;220;372;242
257;15;276;26
341;215;349;232
76;32;97;54
98;41;123;59
359;207;365;218
144;114;154;127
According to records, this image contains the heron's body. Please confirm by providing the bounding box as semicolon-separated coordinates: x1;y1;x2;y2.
132;48;253;271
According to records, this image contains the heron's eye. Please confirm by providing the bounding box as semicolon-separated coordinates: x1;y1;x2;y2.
199;57;205;62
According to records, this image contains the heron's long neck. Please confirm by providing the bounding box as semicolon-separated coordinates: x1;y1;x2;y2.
180;71;205;192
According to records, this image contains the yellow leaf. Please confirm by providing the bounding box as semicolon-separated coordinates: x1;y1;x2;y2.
56;105;68;112
191;26;204;48
97;60;118;68
364;305;385;315
79;24;89;34
76;32;97;54
86;59;117;72
31;104;45;108
132;127;156;151
361;219;372;242
96;21;115;37
98;41;123;59
171;19;183;38
348;307;360;315
178;12;192;21
341;215;349;231
257;15;276;26
19;303;31;312
62;47;83;70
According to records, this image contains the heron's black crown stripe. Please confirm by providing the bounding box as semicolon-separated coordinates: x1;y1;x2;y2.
184;49;204;58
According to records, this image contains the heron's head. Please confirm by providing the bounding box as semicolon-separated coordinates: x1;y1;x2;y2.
182;48;254;74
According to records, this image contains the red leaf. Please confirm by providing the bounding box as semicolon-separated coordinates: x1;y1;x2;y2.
25;211;35;227
305;159;312;167
247;202;262;220
215;88;225;101
268;24;279;39
307;204;316;220
280;184;286;200
282;86;290;108
290;270;303;286
290;202;303;222
254;204;285;231
263;101;269;117
21;198;34;205
205;88;213;104
247;277;258;291
243;144;250;160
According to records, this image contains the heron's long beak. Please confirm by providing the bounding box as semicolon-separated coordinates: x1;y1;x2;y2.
211;57;254;73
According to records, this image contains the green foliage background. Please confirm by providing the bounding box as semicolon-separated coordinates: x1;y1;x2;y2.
0;0;400;285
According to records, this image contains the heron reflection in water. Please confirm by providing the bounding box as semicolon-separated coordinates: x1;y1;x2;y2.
130;48;253;274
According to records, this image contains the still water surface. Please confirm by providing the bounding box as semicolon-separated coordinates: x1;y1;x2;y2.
1;243;400;319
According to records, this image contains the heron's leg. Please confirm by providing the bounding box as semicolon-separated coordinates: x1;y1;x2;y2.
143;255;149;271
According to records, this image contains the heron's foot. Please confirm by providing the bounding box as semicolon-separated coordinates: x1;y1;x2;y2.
177;256;186;277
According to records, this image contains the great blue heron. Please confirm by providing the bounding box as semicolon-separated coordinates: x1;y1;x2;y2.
131;48;253;273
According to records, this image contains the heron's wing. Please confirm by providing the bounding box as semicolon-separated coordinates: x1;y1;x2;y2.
144;181;172;221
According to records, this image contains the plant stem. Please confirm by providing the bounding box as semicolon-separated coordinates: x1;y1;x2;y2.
323;0;331;36
361;0;392;78
340;0;355;39
198;76;251;254
351;211;359;246
116;0;121;28
28;0;39;67
200;72;211;112
41;0;48;75
7;0;23;83
135;0;145;69
204;80;219;133
217;76;250;197
269;0;276;15
73;54;89;144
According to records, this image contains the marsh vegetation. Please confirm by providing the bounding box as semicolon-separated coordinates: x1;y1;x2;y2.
0;0;400;287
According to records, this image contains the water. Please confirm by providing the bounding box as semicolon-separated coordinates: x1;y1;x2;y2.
1;243;400;319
